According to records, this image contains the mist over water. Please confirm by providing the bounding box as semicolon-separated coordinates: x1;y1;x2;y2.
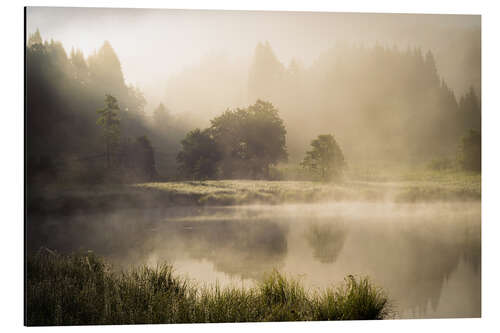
28;201;480;319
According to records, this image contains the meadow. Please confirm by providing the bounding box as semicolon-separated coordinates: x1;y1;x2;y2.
28;168;481;216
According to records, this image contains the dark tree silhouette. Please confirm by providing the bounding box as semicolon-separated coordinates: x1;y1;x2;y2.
96;95;121;168
177;100;287;180
301;134;346;182
458;129;481;172
247;42;481;161
177;129;221;180
26;30;188;183
209;100;288;179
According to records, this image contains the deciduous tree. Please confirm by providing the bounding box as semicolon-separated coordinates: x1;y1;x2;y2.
301;134;346;182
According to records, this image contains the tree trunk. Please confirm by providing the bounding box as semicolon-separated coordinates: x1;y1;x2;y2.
106;139;110;169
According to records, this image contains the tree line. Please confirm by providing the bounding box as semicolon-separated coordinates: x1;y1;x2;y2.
246;41;481;162
177;100;287;180
26;30;188;184
162;40;481;167
26;30;481;186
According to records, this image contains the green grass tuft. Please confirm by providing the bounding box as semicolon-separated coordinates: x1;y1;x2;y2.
313;275;390;320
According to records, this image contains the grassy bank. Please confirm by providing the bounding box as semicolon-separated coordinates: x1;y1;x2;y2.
28;169;480;215
26;251;390;325
135;170;480;205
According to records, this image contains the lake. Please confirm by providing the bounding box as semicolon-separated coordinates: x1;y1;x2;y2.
27;201;481;319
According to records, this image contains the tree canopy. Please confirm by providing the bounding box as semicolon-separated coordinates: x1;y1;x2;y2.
177;129;221;180
246;43;481;161
210;100;287;178
301;134;346;182
177;100;287;180
26;30;188;183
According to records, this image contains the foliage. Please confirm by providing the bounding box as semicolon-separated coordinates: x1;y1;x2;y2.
248;42;285;102
301;134;346;182
28;28;43;47
26;251;390;325
119;135;158;181
178;100;287;179
458;87;481;133
96;95;121;168
210;100;288;178
153;103;170;126
135;136;157;179
246;42;481;162
457;129;481;172
87;41;127;94
26;30;482;184
177;129;221;180
26;31;187;184
148;103;191;179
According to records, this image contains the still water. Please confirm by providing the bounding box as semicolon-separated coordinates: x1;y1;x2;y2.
28;202;481;319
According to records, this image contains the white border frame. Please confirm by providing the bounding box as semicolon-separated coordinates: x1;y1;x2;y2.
3;1;499;332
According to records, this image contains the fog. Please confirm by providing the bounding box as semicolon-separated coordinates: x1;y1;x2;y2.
28;202;481;318
26;8;479;102
26;7;480;165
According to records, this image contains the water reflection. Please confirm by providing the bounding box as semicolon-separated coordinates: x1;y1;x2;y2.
27;202;480;319
305;221;348;263
146;219;289;279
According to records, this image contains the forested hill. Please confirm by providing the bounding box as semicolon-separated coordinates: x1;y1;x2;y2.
26;30;481;184
247;42;481;162
164;41;480;163
26;30;188;183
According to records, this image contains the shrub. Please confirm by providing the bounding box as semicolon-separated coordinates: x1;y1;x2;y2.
458;129;481;172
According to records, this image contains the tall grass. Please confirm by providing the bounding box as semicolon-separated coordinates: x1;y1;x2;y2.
26;251;391;326
313;275;390;320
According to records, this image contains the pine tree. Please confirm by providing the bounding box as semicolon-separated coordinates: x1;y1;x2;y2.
97;95;121;168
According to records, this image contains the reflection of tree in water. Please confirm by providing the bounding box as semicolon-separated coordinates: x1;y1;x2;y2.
376;216;481;317
179;219;289;279
305;221;348;264
28;210;289;281
461;219;481;275
399;230;461;315
26;211;157;257
28;205;481;318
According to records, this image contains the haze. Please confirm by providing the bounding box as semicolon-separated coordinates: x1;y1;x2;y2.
27;7;480;113
25;8;482;323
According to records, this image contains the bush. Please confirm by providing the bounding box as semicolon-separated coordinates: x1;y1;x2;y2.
458;129;481;172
